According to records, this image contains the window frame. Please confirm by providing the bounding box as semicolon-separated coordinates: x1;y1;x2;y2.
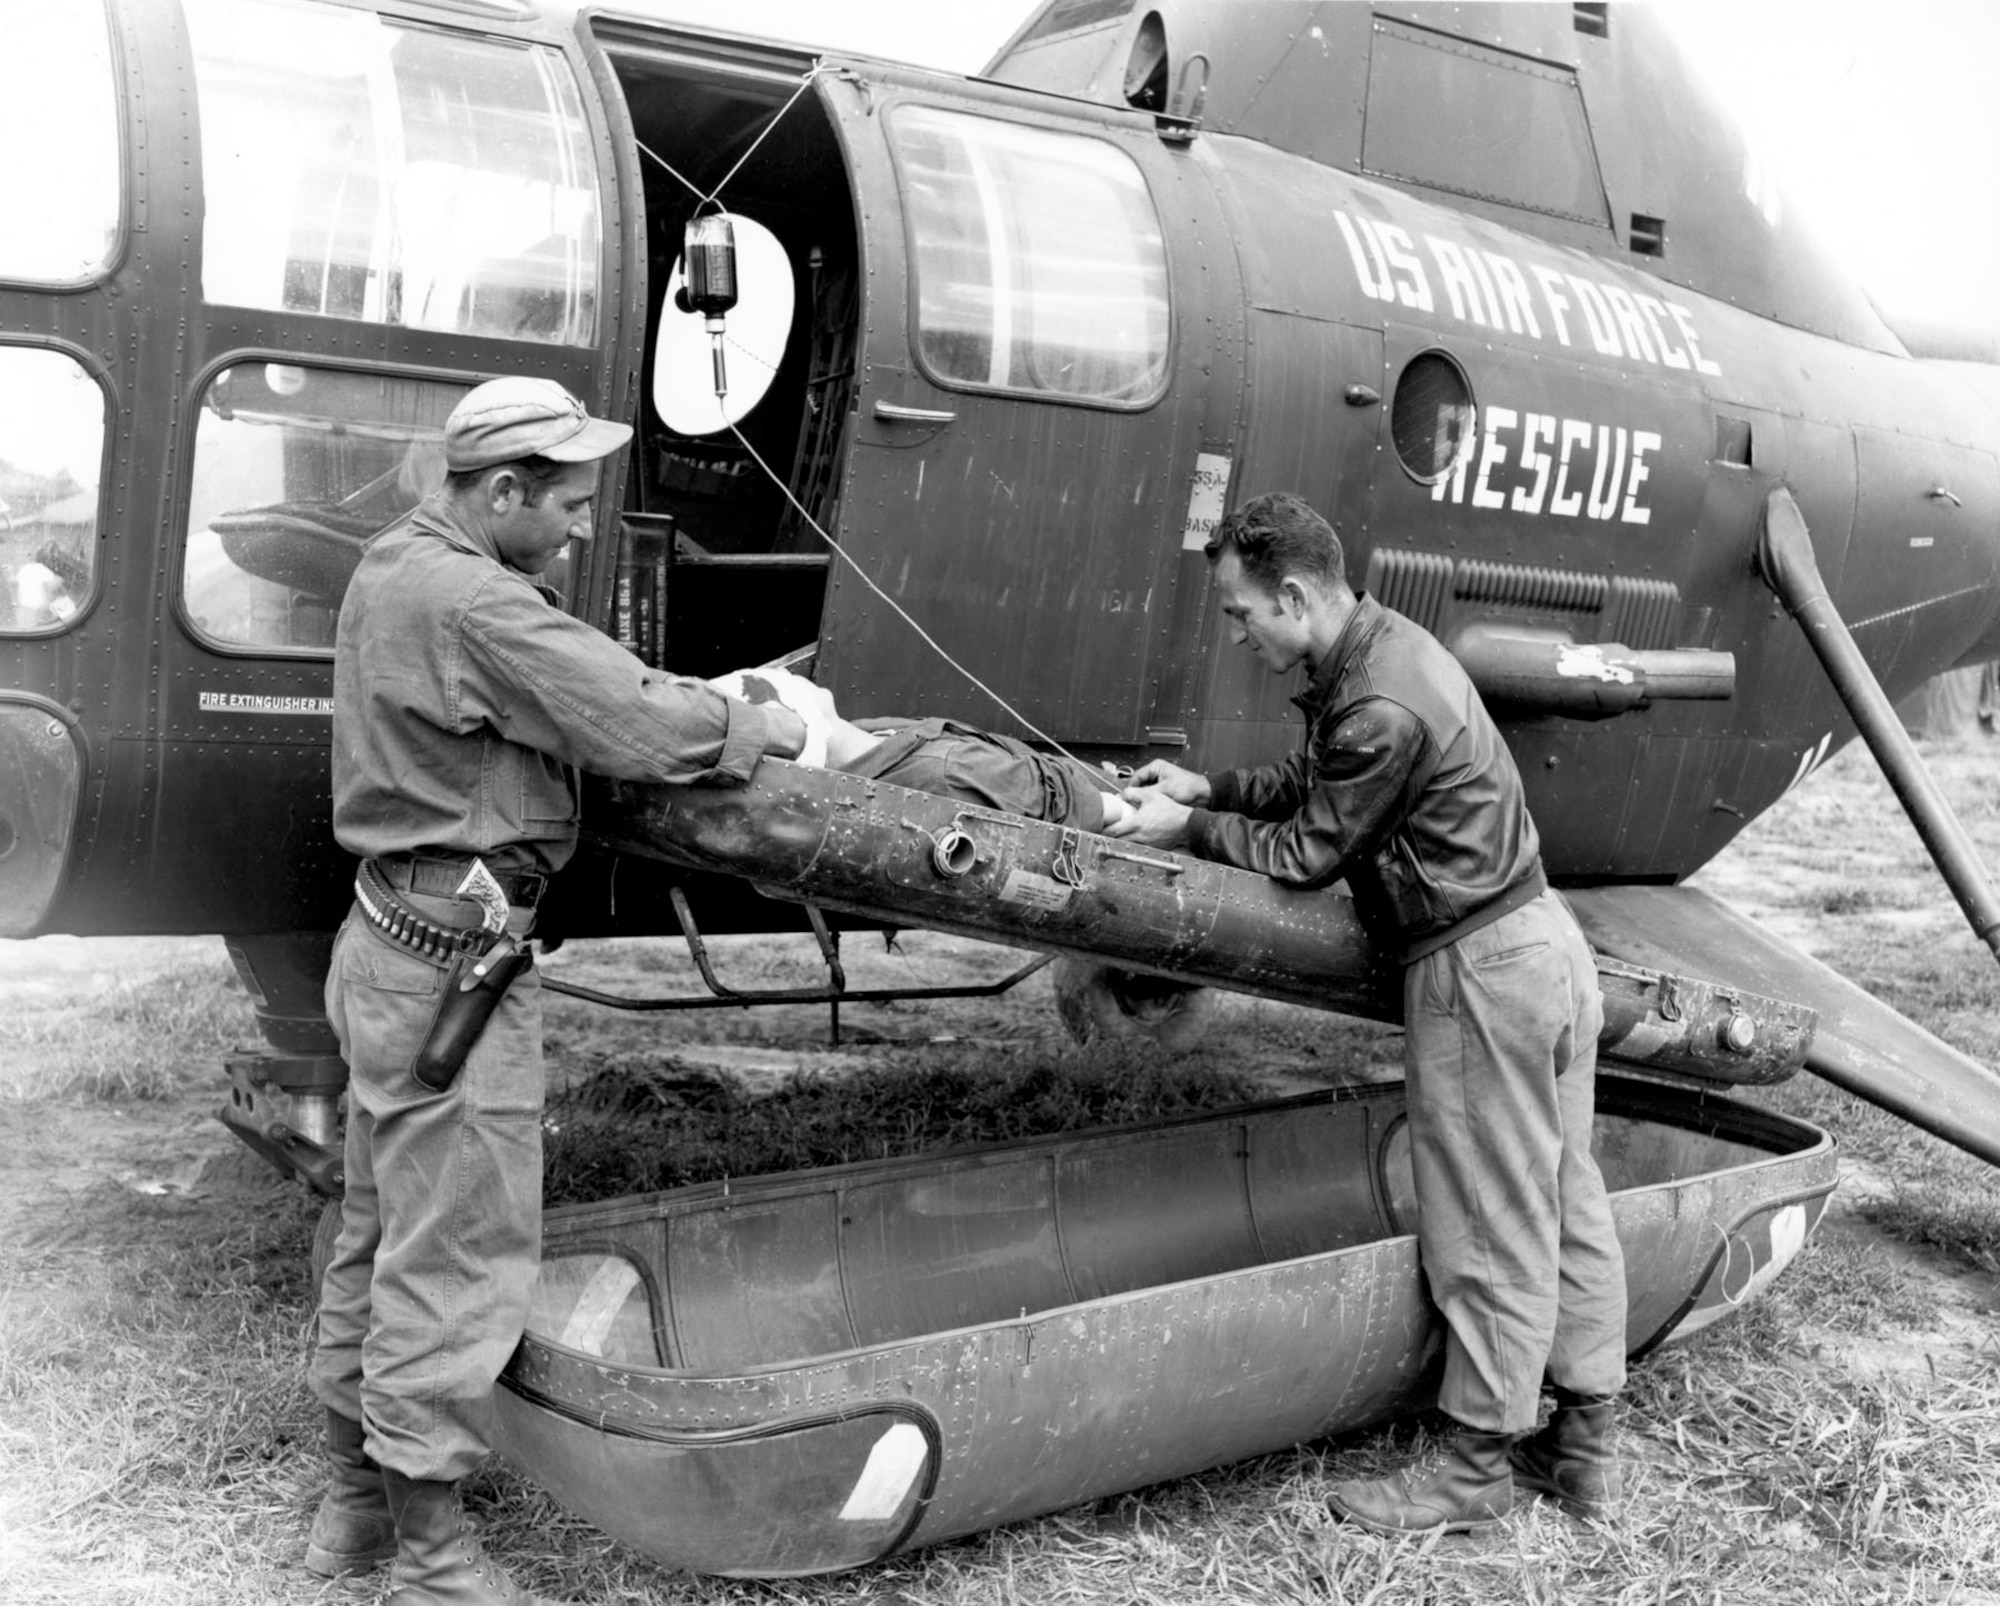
1359;17;1612;231
182;0;605;348
1389;348;1478;487
0;339;115;638
886;102;1174;413
0;0;129;293
172;350;481;661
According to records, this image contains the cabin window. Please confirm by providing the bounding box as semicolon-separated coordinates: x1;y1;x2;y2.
1390;352;1475;484
181;364;468;654
0;348;105;635
0;2;120;284
893;108;1169;407
184;0;601;345
1361;19;1611;229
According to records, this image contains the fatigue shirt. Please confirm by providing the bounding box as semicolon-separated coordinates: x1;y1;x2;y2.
332;493;780;873
1186;593;1543;962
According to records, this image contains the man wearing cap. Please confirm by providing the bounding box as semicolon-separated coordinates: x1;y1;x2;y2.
306;378;811;1606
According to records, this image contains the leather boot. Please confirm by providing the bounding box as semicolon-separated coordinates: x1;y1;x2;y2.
1510;1392;1623;1518
1327;1426;1515;1534
381;1468;570;1606
303;1407;396;1576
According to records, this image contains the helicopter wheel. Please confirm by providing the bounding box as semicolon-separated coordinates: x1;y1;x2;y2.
1052;958;1216;1051
309;1195;344;1303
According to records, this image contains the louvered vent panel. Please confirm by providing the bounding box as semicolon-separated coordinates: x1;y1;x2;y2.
1453;561;1608;613
1604;577;1681;649
1363;548;1455;632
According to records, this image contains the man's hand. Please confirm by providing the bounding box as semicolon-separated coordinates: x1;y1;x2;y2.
1104;786;1194;848
1124;759;1211;807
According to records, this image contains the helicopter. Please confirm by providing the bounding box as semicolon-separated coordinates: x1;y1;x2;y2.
2;0;1998;1210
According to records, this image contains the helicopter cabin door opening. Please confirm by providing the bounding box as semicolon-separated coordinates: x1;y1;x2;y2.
592;28;855;683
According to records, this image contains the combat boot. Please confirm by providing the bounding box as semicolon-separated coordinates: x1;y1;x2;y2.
1327;1425;1515;1534
1510;1392;1622;1519
302;1406;396;1576
381;1469;572;1606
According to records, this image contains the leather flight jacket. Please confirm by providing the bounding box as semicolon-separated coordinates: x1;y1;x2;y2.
1187;593;1546;964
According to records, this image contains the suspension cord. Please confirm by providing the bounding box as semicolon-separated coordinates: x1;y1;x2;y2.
635;138;704;205
726;423;1083;759
635;66;827;209
703;67;826;205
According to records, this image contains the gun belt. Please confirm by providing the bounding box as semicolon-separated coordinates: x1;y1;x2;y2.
355;861;483;960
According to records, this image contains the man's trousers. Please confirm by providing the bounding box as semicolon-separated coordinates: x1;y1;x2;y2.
1401;889;1628;1434
312;907;544;1482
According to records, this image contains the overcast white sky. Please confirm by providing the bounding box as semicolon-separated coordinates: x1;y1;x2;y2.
642;0;2000;331
1657;0;2000;328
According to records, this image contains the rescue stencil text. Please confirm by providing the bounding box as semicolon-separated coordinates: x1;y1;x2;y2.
1433;407;1662;525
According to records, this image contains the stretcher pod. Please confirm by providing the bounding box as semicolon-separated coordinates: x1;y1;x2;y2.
493;1075;1835;1576
587;762;1819;1086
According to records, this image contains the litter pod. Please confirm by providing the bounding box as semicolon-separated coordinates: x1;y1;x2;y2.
492;1075;1835;1577
591;762;1820;1086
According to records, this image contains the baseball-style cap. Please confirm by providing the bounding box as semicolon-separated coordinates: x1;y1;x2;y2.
443;377;634;472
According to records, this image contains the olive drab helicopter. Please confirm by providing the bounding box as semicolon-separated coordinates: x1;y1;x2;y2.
4;0;1999;1194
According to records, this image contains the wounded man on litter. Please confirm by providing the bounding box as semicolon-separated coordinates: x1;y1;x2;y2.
707;666;1133;830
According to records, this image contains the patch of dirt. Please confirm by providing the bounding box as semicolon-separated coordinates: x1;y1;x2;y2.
0;935;264;1243
0;1088;277;1247
1806;1155;2000;1380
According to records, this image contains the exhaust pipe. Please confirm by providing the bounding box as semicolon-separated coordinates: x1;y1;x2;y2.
1758;484;2000;964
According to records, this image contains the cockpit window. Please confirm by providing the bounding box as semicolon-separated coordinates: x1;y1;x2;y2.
893;108;1168;407
1361;18;1610;229
181;364;468;655
0;2;120;284
185;0;601;346
0;349;105;635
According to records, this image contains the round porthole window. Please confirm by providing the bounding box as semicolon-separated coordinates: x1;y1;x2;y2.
1390;351;1474;483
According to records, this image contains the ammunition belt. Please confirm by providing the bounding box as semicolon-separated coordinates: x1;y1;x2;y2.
354;860;487;960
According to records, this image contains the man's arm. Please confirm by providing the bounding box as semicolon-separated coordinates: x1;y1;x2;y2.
1110;700;1426;889
1209;749;1314;822
1123;751;1310;822
458;575;803;783
1194;701;1425;886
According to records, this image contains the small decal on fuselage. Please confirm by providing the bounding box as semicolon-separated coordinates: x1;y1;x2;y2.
1183;453;1233;551
199;692;335;715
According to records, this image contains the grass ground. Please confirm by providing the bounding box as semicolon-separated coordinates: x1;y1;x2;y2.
1;740;1997;1605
